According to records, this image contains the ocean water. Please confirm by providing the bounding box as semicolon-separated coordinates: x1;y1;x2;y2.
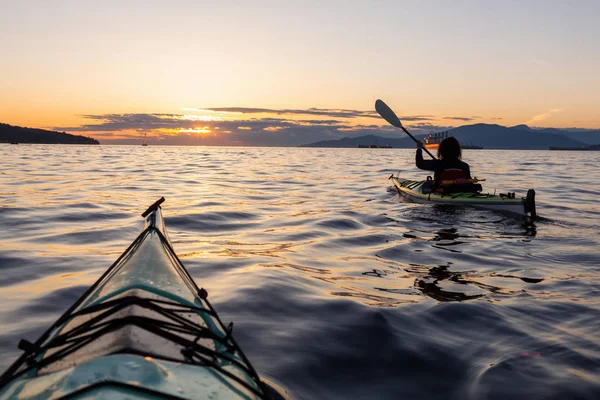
0;144;599;399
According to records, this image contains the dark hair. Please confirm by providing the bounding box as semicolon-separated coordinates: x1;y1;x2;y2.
437;136;462;160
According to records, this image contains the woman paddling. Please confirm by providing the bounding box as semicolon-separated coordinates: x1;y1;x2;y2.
416;136;472;187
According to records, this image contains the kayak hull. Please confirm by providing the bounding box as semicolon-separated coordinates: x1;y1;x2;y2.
0;199;286;399
0;354;257;400
391;176;536;218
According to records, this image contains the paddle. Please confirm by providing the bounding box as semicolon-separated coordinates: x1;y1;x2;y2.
375;99;437;160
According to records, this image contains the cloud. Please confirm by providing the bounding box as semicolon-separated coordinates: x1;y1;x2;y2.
526;108;563;125
51;106;452;146
442;116;474;121
198;106;434;122
399;115;435;122
57;114;190;132
54;113;405;146
200;107;377;119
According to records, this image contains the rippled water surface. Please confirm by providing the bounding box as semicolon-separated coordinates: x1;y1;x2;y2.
1;145;599;399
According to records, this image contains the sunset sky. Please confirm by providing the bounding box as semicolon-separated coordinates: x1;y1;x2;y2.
1;0;599;145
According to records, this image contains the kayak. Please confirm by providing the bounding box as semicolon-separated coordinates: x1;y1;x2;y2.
0;198;288;400
390;176;536;219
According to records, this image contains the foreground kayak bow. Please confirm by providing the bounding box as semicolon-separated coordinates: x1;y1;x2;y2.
0;198;287;399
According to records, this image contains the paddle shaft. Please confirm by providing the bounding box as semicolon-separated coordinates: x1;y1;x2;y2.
401;126;437;159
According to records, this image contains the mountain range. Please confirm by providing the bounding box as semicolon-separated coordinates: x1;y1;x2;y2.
2;120;600;149
303;124;600;149
0;123;99;145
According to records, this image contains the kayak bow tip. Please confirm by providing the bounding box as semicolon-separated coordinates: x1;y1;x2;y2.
141;197;166;217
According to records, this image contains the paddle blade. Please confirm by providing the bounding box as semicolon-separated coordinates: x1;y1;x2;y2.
375;99;403;128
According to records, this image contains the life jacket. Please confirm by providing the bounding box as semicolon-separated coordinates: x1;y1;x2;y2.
437;169;468;185
435;169;482;193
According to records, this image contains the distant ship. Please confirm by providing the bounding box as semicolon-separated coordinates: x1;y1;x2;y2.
424;131;447;151
142;133;148;146
425;131;483;150
358;144;393;148
550;144;600;151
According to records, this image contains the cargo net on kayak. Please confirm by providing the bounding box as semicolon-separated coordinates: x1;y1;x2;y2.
0;203;270;399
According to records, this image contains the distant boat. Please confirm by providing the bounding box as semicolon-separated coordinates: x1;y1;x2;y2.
425;132;482;150
10;142;18;145
549;146;584;151
358;140;393;148
142;133;148;146
424;131;447;151
550;145;600;151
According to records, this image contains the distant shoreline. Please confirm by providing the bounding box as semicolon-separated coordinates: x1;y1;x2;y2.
1;142;100;145
0;123;99;145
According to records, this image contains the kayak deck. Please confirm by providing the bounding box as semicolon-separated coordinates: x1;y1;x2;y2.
0;198;283;399
390;176;536;218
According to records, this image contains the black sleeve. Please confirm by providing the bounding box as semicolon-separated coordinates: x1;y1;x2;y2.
463;162;472;179
416;149;439;171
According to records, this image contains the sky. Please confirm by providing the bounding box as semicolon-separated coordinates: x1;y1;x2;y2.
1;0;599;145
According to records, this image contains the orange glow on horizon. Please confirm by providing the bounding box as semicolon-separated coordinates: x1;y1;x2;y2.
178;127;212;134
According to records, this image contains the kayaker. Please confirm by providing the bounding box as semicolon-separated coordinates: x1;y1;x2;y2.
416;136;471;186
